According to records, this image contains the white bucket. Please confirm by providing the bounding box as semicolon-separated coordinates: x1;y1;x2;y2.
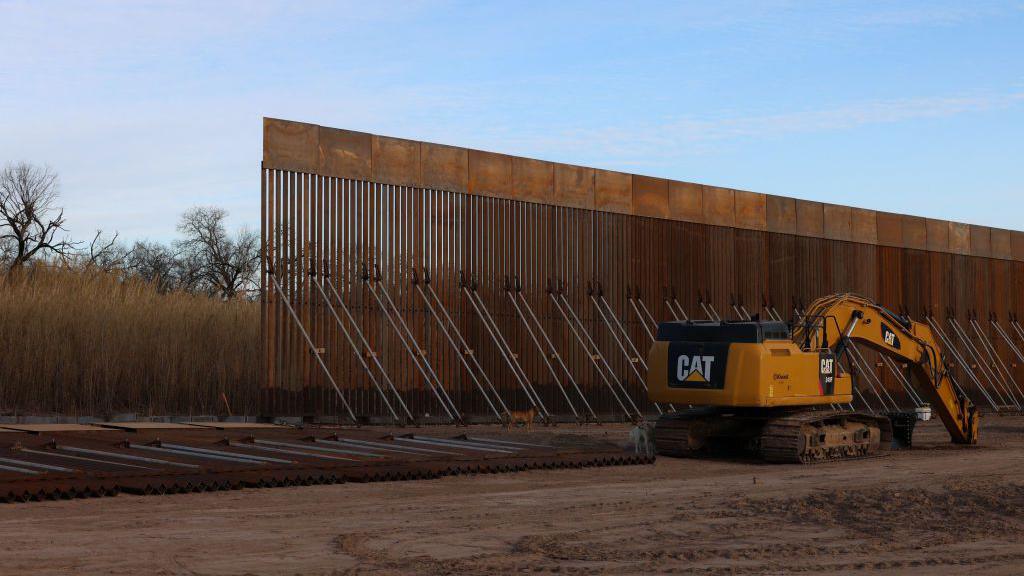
914;405;932;421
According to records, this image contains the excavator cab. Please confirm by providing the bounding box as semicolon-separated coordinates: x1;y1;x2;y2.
647;319;853;408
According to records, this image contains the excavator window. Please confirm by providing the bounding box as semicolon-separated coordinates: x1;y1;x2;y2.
656;320;791;343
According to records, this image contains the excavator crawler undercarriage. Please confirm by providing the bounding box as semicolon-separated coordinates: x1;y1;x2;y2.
654;407;894;463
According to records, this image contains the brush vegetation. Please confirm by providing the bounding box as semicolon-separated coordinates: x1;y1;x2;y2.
0;265;259;417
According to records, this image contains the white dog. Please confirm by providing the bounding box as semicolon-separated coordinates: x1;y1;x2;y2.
629;423;655;458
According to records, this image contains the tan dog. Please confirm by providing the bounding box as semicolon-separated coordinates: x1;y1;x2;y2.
504;407;538;431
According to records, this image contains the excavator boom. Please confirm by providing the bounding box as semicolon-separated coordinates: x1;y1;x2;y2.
796;294;979;444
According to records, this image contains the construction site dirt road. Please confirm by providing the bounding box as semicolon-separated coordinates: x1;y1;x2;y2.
2;417;1024;575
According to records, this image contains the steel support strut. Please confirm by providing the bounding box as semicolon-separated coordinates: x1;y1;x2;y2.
970;317;1024;403
846;342;898;411
411;269;507;422
504;277;582;421
268;273;358;424
509;277;596;421
322;275;416;423
311;270;408;424
550;283;643;421
626;289;657;341
461;276;550;421
420;273;510;418
948;316;1017;409
879;355;926;407
992;319;1024;365
590;284;666;414
362;265;461;423
926;317;1000;410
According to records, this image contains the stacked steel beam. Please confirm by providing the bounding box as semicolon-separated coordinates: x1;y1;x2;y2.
0;423;650;503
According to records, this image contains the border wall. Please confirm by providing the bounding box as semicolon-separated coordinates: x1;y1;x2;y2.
260;118;1024;422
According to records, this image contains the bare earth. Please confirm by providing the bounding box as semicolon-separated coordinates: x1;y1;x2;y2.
2;416;1024;576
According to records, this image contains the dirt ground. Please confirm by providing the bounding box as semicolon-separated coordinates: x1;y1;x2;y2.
1;416;1023;576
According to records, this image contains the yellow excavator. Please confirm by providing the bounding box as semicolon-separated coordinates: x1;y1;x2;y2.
646;293;979;463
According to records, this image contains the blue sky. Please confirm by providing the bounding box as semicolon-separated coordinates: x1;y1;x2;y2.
1;1;1022;242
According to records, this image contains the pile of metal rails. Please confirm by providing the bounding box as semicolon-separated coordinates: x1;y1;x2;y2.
0;422;650;503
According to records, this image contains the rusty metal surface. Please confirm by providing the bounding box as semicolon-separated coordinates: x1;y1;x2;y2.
0;426;650;503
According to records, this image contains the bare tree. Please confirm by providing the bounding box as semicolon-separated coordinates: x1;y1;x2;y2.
171;246;207;294
73;230;124;271
123;240;178;292
175;207;259;299
0;162;75;270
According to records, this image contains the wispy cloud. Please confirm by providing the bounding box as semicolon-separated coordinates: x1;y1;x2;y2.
498;92;1024;166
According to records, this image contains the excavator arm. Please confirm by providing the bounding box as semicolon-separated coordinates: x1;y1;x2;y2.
795;294;979;444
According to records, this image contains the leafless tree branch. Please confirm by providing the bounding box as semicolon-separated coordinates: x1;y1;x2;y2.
0;162;77;271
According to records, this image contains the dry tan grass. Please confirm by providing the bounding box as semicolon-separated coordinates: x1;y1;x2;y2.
0;265;259;417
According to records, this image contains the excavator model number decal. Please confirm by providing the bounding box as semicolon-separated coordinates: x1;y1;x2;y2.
818;352;836;395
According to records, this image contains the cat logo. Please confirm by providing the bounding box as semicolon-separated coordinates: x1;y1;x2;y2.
820;357;834;374
676;355;715;383
881;323;902;350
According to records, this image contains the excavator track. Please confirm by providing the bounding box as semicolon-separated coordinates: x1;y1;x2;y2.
759;411;892;464
654;409;893;464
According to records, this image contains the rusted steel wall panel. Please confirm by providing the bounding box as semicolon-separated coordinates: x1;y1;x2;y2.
420;142;468;194
702;186;735;227
876;212;903;248
319;127;371;180
795;200;824;239
669;181;703;223
970;225;992;258
734;191;767;232
594;169;633;215
823;205;852;241
992;229;1013;260
926;218;949;253
264;119;318;173
554;163;595;210
850;208;878;245
902;216;928;251
372;136;420;186
949;222;972;255
512;157;555;205
766;196;796;235
632;175;670;219
1013;232;1024;262
469;150;513;199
